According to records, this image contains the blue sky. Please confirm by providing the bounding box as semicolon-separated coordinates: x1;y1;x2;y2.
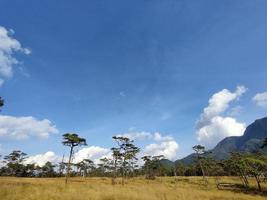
0;0;267;164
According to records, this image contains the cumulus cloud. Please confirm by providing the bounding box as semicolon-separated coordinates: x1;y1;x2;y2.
72;146;110;164
144;140;179;160
196;86;247;148
197;116;245;148
253;92;267;108
143;132;178;160
0;115;58;139
197;86;246;128
0;26;30;85
24;151;60;167
23;146;110;167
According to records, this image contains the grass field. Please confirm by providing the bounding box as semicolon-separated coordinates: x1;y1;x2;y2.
0;176;266;200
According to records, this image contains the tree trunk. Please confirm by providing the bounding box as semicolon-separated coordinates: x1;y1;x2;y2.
131;160;135;177
255;175;262;192
199;159;208;185
122;168;125;185
83;168;86;178
244;175;249;188
112;158;117;185
239;170;249;188
240;176;246;188
122;157;126;185
65;145;73;185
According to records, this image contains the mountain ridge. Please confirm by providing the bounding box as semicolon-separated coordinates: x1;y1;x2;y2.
163;117;267;166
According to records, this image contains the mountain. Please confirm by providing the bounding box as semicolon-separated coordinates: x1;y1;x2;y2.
174;117;267;165
160;159;175;167
211;117;267;159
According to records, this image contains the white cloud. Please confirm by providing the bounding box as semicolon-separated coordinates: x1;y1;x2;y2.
24;151;60;167
118;131;152;140
153;132;173;141
253;92;267;108
118;131;173;142
196;86;247;148
23;146;110;167
197;116;245;148
144;140;179;161
0;115;58;139
197;86;246;128
73;146;110;164
0;26;30;85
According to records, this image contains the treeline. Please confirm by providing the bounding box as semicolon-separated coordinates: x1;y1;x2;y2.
0;134;266;191
0;150;58;177
0;135;163;181
0;150;164;178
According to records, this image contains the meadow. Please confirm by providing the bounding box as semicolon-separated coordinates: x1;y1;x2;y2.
0;176;266;200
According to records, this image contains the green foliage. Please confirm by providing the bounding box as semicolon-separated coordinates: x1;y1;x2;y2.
192;145;208;185
2;150;28;177
224;152;267;191
76;159;94;177
39;162;57;177
111;136;140;183
192;145;205;155
141;155;164;179
62;133;87;184
62;133;87;147
98;157;112;175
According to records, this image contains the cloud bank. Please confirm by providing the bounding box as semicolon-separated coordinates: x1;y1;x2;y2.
24;151;60;167
24;146;111;167
196;86;246;148
72;146;110;164
0;115;58;139
144;140;178;160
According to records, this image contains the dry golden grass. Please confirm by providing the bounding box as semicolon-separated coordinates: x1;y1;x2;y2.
0;176;266;200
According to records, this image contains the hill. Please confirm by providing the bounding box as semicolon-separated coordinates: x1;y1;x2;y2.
166;117;267;166
211;116;267;160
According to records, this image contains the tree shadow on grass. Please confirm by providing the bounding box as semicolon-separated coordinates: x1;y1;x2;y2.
217;183;267;197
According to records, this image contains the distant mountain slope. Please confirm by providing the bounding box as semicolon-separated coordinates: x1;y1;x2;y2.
174;117;267;165
160;159;175;168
